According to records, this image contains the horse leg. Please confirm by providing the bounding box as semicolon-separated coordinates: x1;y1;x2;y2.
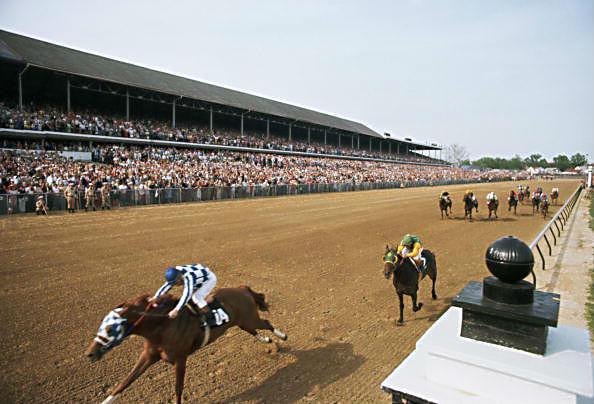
397;292;404;325
102;351;159;403
412;292;423;312
175;357;187;404
255;318;288;341
241;326;272;343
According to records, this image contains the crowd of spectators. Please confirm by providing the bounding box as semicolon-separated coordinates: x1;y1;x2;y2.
0;103;440;164
0;144;519;196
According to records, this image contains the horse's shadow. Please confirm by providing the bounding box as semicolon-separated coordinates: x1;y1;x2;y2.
476;217;517;222
223;342;364;403
407;297;452;323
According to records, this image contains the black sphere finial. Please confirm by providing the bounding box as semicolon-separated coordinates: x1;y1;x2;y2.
485;236;534;283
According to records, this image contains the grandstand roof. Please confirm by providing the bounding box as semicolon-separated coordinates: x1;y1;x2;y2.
0;29;386;139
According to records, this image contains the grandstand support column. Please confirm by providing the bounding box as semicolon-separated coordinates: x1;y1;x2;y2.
241;114;244;136
17;64;29;111
380;141;382;153
397;143;400;154
358;135;360;149
266;119;270;136
369;138;372;152
338;134;341;147
351;135;354;149
210;107;213;134
67;77;71;112
172;98;177;128
126;89;130;121
289;124;292;141
324;129;327;145
308;127;311;144
389;142;392;154
18;73;22;110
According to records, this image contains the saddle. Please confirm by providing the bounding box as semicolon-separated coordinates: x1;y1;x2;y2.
408;256;428;280
186;298;230;328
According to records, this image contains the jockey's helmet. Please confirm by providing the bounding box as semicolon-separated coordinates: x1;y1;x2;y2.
402;234;414;246
165;267;180;282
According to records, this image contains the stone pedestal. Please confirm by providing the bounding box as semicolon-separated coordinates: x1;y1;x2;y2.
381;307;594;404
452;279;559;354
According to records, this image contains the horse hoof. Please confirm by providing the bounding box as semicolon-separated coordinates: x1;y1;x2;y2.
432;294;437;300
396;320;404;326
413;303;423;312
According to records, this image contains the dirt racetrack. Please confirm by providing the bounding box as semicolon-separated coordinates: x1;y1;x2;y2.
0;179;580;403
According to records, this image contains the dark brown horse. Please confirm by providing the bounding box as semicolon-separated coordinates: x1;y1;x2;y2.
383;246;437;324
86;286;287;404
541;197;550;218
439;195;452;219
508;191;518;215
463;194;474;221
487;198;499;220
532;193;541;215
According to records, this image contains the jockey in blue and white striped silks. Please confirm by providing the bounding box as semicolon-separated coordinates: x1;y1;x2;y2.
153;264;217;319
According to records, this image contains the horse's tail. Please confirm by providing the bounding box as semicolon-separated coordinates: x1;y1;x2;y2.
241;286;269;311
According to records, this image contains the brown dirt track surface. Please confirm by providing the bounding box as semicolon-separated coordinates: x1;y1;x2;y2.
0;179;580;403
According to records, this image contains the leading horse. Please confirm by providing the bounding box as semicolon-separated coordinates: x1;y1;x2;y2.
439;195;452;219
383;246;437;324
463;194;474;221
86;286;287;404
508;191;518;215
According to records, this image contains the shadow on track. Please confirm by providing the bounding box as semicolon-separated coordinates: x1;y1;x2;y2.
476;217;517;222
223;342;364;403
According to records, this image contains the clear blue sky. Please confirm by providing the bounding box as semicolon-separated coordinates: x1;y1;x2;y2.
1;0;592;160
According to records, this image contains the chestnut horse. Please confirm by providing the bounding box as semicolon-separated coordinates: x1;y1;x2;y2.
551;189;559;205
439;195;452;219
383;246;437;324
86;286;287;404
508;191;518;215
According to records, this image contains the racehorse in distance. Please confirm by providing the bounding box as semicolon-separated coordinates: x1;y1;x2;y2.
541;197;550;218
439;194;452;219
523;187;531;204
86;286;287;404
463;193;474;221
383;246;437;325
551;188;559;205
532;193;541;215
508;190;518;215
487;197;499;220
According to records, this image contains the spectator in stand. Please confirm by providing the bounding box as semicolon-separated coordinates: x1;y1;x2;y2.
0;102;442;163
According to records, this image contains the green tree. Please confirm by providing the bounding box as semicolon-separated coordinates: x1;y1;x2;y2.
570;153;587;167
524;154;543;167
552;155;571;171
509;155;524;170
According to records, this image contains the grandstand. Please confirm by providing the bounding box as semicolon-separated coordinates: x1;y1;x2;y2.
0;29;443;163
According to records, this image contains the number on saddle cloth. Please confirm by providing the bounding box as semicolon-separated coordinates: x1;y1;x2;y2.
205;298;230;327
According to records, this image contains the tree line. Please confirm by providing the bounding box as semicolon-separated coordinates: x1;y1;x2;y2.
443;145;588;171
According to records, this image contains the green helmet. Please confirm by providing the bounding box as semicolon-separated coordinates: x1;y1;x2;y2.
402;234;418;246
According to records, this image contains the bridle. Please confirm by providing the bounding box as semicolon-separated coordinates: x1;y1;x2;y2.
94;301;167;353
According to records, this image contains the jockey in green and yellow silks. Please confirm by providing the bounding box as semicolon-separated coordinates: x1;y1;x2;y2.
396;234;426;279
